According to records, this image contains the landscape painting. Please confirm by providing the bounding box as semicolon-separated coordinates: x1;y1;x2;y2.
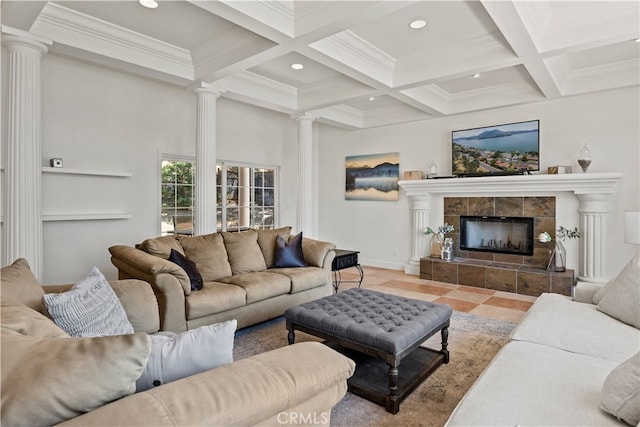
345;152;399;201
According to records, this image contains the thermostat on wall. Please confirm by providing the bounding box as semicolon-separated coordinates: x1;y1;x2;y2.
50;158;63;168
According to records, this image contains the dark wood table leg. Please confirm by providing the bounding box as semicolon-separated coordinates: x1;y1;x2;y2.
287;327;296;345
441;326;450;363
386;366;400;414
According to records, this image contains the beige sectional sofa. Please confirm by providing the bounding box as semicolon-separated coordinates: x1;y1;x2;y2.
110;227;336;332
1;258;355;427
446;254;640;427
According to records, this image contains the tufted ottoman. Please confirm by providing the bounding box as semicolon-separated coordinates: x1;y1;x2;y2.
284;288;452;414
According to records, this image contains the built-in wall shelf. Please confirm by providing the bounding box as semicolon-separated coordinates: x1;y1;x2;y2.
42;167;132;177
42;213;133;222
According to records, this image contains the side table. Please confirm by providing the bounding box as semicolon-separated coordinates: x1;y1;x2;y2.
331;249;364;292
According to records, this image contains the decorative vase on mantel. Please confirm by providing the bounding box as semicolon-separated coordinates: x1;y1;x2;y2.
430;235;443;258
547;240;566;272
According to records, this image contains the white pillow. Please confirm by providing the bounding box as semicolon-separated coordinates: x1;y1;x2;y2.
596;254;640;329
601;352;640;426
136;319;237;392
42;267;134;337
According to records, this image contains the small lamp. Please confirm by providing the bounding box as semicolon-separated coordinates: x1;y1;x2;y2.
624;211;640;244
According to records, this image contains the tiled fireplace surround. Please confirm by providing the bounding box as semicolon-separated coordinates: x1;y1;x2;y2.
419;196;575;297
398;173;623;298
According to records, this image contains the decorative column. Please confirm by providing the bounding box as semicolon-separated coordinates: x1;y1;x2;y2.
576;193;612;282
2;32;51;281
407;195;432;274
294;114;316;238
193;85;222;235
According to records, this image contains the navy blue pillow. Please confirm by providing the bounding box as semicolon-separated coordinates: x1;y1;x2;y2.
274;232;307;268
168;249;203;291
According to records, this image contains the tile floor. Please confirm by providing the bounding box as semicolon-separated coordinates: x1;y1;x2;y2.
337;266;537;323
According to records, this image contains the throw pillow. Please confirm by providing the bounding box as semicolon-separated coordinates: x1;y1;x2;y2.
601;352;640;426
257;226;292;268
596;253;640;328
136;319;237;392
0;258;45;312
274;231;307;268
221;230;268;274
42;267;135;337
1;332;151;426
1;302;69;338
179;233;233;281
168;249;203;291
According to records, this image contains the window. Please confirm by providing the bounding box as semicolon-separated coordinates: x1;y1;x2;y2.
160;157;278;235
161;158;195;236
216;163;278;232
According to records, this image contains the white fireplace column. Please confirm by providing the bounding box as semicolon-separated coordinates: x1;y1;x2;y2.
2;31;51;281
294;114;316;238
576;194;611;282
409;195;432;272
193;85;222;235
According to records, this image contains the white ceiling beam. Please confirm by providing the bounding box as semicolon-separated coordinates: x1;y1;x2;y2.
480;0;561;99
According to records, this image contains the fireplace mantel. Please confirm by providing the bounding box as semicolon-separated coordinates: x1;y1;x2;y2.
399;172;623;282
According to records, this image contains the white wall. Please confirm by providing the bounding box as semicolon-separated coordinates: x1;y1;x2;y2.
32;54;299;283
317;87;640;279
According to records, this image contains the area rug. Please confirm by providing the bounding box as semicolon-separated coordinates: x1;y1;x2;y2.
234;311;516;427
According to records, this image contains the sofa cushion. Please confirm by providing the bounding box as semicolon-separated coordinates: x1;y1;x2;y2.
274;231;307;268
267;267;328;293
136;319;237;392
186;282;247;320
0;258;45;312
221;230;267;274
219;272;291;304
0;331;151;427
601;351;640;426
138;235;184;258
445;341;620;427
257;226;292;268
179;233;233;281
42;267;134;337
1;301;69;338
511;293;639;363
168;249;203;291
596;253;640;329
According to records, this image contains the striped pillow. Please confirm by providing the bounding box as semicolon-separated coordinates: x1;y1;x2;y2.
42;267;134;337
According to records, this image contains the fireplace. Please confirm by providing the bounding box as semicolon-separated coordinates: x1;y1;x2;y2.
460;215;534;256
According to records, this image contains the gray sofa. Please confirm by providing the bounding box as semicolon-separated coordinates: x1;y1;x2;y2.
446;254;640;426
110;227;336;332
1;258;355;427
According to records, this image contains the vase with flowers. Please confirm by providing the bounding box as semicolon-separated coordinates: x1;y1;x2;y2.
424;223;455;258
538;226;581;272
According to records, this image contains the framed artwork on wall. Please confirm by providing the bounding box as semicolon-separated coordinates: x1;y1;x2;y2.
345;152;399;201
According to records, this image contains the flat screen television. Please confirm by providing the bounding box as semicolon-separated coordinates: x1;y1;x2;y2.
451;120;539;177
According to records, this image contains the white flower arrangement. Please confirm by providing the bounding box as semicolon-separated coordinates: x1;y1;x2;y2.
538;226;581;243
424;223;455;240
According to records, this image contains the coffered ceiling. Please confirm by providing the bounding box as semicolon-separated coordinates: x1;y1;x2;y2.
2;1;639;129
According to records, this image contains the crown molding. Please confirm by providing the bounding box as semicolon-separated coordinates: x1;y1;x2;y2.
310;30;395;87
212;71;298;111
31;3;193;79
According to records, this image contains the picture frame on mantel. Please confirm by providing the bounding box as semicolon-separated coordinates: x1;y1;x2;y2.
345;152;399;201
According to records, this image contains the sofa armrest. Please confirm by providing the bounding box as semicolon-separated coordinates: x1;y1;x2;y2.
43;280;160;334
56;342;355;427
109;245;190;333
573;281;606;304
302;238;336;270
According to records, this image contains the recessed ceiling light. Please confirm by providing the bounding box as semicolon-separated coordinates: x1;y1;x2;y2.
139;0;158;9
634;38;640;43
369;96;376;101
472;73;481;78
290;63;304;70
409;19;427;30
